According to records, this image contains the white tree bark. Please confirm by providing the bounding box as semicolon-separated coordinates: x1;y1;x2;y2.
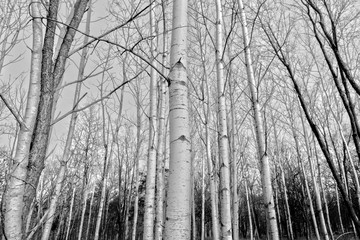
154;3;168;238
143;1;158;238
85;189;95;240
230;91;239;240
300;156;321;240
93;138;110;240
164;0;192;238
199;24;221;240
3;1;41;238
131;86;143;240
237;1;279;239
335;118;360;209
315;149;334;240
77;186;88;240
192;169;197;240
201;154;205;240
65;188;76;240
335;187;345;233
274;181;282;238
280;165;294;240
93;84;112;240
214;0;233;239
245;181;253;240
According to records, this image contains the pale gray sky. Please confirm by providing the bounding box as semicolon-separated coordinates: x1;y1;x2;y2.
1;0;142;155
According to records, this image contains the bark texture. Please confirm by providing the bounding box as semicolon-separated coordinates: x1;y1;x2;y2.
214;0;233;239
164;0;192;238
23;0;89;228
143;1;158;238
3;1;42;239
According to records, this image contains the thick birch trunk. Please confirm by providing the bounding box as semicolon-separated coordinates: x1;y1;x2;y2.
143;1;158;238
164;0;192;238
214;1;233;239
237;1;279;239
3;1;42;238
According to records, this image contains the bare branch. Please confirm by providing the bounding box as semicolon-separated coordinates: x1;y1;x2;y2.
68;1;154;56
0;93;24;127
51;70;143;126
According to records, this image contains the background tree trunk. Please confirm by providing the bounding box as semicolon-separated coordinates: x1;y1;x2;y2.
65;188;76;240
237;1;279;239
143;1;158;238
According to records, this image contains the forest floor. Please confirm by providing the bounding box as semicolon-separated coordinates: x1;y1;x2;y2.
202;233;358;240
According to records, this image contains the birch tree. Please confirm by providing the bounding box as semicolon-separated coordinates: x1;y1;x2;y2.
154;1;168;238
131;82;143;240
143;1;158;238
164;0;192;238
237;1;279;239
3;1;42;238
3;1;89;238
214;0;233;239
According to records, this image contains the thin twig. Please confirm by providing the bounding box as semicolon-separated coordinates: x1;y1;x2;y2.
0;93;24;127
51;71;142;126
